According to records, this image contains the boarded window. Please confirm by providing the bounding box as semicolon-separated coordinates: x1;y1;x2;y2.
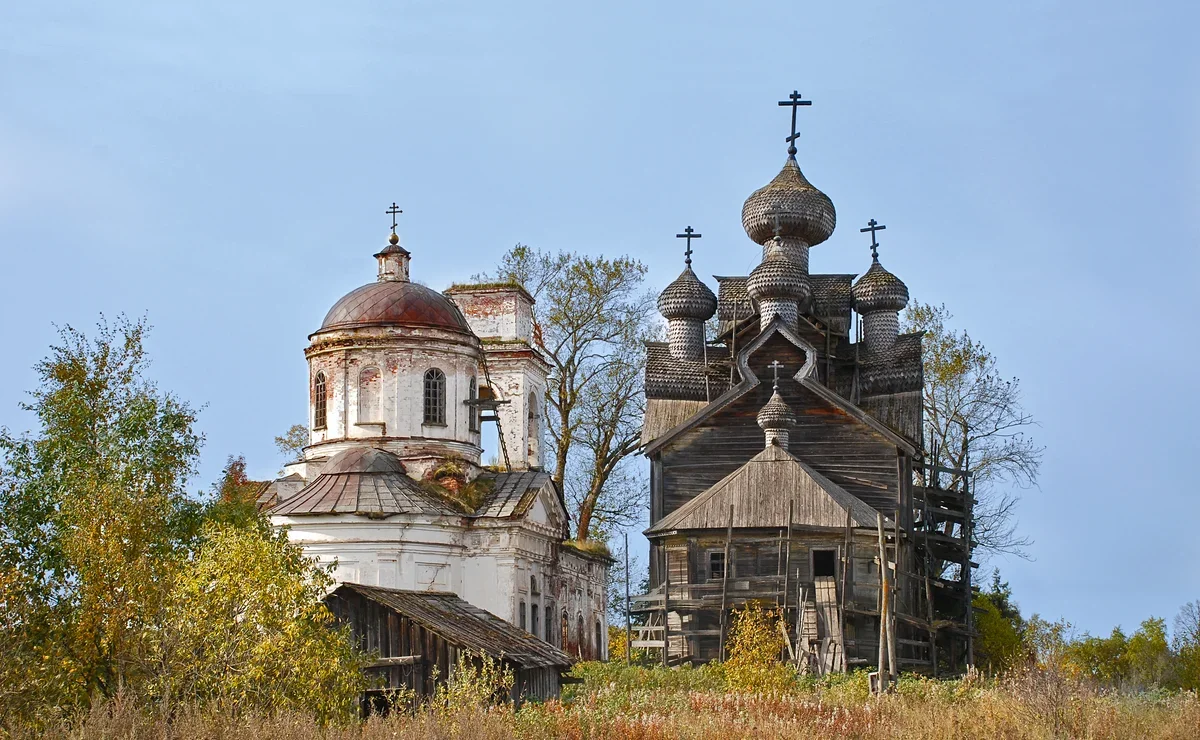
813;549;836;578
423;368;446;425
313;372;327;429
667;548;688;585
708;551;726;581
467;376;479;432
358;366;380;422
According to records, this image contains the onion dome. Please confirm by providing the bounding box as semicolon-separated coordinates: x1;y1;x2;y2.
658;267;717;320
741;158;836;246
852;258;910;314
318;281;473;334
746;238;809;302
756;389;796;431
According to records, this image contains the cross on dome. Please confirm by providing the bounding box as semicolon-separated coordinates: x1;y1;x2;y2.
675;226;702;268
777;90;812;157
386;202;403;236
860;218;886;261
768;359;784;390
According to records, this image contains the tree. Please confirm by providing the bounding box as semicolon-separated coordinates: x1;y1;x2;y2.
151;524;370;721
973;571;1026;674
274;424;308;472
477;245;655;539
1173;601;1200;690
0;316;203;714
903;303;1043;557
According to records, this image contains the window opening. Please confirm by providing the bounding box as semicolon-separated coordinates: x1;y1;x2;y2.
519;600;526;631
423;368;446;425
468;376;479;432
708;551;726;581
358;366;380;422
313;371;327;429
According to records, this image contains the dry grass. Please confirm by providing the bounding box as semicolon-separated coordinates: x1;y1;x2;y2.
7;664;1199;740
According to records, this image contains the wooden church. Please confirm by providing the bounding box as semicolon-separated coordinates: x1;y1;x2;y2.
633;92;974;677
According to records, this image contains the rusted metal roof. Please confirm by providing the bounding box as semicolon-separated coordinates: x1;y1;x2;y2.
268;447;467;517
318;281;473;334
332;583;573;669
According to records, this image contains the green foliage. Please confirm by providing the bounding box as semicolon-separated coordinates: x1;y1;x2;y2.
433;651;515;711
0;317;368;727
1065;617;1177;691
0;316;204;717
973;572;1026;674
724;602;796;692
152;524;370;721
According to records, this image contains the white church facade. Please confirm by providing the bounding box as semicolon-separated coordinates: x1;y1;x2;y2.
261;229;609;660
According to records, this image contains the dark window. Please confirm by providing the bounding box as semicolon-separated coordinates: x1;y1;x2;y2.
708;551;726;581
313;372;327;429
596;621;603;658
467;376;479;432
813;549;836;578
519;600;526;631
561;610;570;647
423;368;446;425
530;575;539;595
545;605;554;644
531;603;540;638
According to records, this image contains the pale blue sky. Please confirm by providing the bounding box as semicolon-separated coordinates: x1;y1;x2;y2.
2;1;1197;636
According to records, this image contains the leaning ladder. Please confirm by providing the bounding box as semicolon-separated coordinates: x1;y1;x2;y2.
478;352;513;472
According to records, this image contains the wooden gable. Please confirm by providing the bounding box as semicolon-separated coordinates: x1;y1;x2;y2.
647;444;881;534
654;327;906;520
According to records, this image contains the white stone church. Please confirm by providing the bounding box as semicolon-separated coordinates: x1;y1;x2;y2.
259;229;609;660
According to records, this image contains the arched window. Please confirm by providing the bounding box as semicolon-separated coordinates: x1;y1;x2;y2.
561;610;570;648
596;621;603;659
518;600;527;631
467;376;479;432
577;616;585;656
545;604;554;645
358;366;380;423
313;371;327;429
423;368;446;425
531;602;540;638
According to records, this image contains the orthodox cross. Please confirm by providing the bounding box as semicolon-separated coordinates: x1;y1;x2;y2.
676;226;701;268
767;205;784;238
386;202;403;235
860;218;886;261
777;90;812;156
768;360;784;390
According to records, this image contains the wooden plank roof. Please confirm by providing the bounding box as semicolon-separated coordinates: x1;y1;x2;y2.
332;583;572;669
646;443;883;534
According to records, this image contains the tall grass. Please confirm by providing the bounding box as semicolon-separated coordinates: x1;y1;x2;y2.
7;663;1199;739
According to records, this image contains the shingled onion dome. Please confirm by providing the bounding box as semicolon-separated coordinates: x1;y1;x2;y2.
852;256;910;352
756;387;797;448
742;157;836;259
658;265;717;361
746;235;810;331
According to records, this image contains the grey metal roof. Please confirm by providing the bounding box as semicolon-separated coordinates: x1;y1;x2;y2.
267;447;467;517
332;584;572;669
474;470;553;518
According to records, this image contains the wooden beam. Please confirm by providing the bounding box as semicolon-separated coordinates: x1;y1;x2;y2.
718;504;733;662
369;655;421;668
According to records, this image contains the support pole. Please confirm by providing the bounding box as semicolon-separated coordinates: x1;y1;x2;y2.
839;509;851;670
876;512;890;693
662;546;670;668
782;501;793;620
624;531;631;666
719;504;734;662
889;515;899;682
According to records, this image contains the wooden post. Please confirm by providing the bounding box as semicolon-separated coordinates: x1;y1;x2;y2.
876;512;889;693
662;545;670;668
839;508;851;669
965;467;975;670
624;531;631;666
923;492;938;677
796;582;807;670
782;501;793;621
718;504;734;661
889;515;899;682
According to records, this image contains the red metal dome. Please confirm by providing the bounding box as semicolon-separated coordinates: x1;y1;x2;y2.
317;281;473;334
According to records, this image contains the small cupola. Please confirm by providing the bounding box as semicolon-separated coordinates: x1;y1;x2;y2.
756;361;797;448
746;216;810;331
376;232;411;283
657;227;717;361
851;219;909;352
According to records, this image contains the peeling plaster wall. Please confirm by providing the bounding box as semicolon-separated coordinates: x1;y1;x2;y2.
304;325;484;477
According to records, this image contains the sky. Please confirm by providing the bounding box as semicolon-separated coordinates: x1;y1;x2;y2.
1;1;1198;637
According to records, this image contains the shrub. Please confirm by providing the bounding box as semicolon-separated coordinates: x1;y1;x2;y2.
724;602;797;693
